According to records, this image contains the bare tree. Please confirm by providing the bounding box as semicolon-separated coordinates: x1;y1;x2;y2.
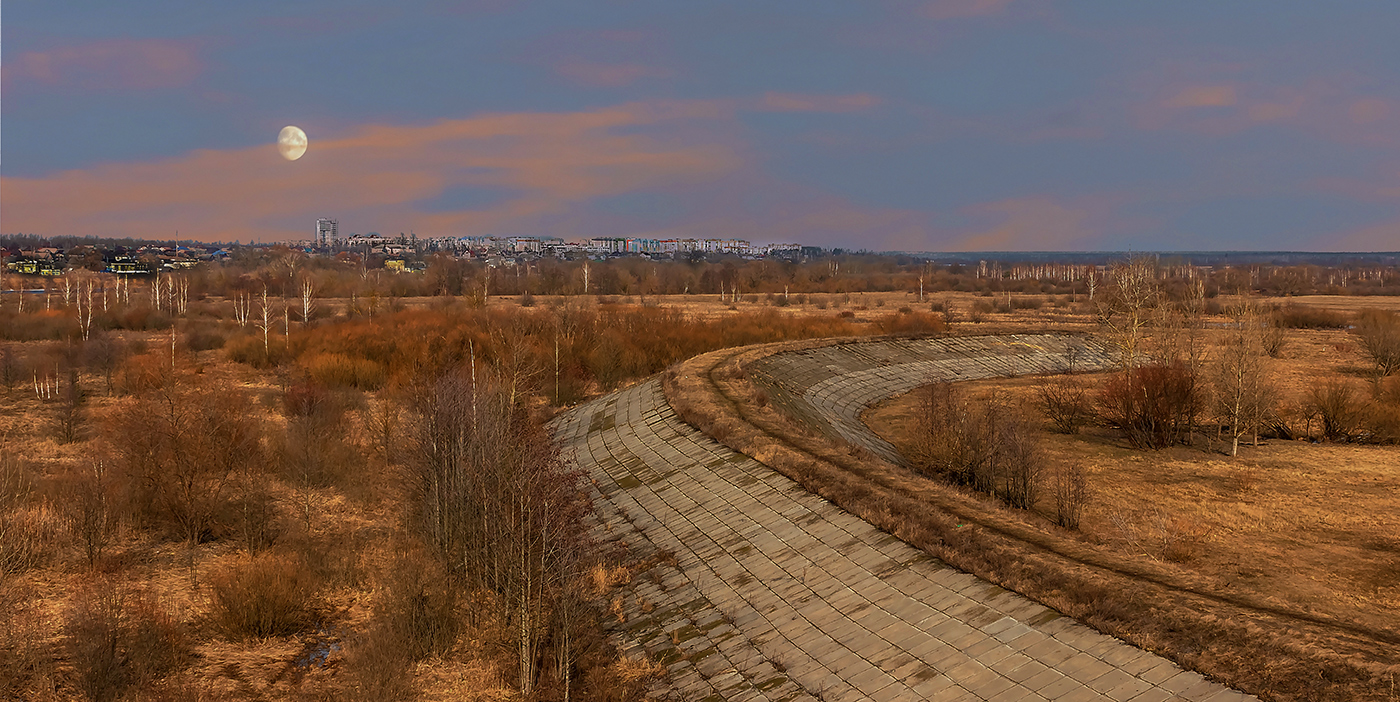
55;369;85;444
109;381;264;544
1212;299;1273;456
256;288;272;356
84;332;125;396
915;381;1042;509
407;368;592;695
65;460;116;568
299;276;317;326
232;291;251;328
1097;256;1160;371
1037;374;1091;434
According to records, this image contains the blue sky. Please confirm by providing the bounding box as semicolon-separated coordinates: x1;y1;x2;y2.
4;1;1399;250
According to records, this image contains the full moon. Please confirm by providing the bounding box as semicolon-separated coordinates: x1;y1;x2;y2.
278;125;308;161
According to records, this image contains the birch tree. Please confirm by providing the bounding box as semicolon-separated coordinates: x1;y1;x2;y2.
1213;299;1272;456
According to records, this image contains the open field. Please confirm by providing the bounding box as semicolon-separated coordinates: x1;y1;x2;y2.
2;286;1398;701
866;361;1400;639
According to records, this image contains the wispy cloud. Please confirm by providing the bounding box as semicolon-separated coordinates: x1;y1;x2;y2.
756;92;882;113
553;61;673;88
3;38;203;93
950;196;1113;251
1137;78;1400;147
922;0;1017;21
1163;85;1237;109
0;101;742;241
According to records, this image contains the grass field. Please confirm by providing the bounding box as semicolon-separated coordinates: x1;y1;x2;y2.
865;335;1400;639
3;289;1397;700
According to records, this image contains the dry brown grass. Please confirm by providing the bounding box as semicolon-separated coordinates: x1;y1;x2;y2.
0;330;649;702
663;326;1400;702
868;324;1400;635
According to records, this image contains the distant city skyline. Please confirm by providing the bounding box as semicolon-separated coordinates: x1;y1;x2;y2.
4;3;1400;251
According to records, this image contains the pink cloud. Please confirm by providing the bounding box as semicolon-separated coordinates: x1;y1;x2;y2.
923;0;1016;20
756;92;881;113
1163;85;1237;109
1137;77;1400;147
1315;218;1400;251
950;196;1112;251
0;101;743;242
3;38;203;93
554;61;673;87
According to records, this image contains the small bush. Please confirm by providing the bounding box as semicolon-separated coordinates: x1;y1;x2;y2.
0;582;55;701
1271;305;1350;330
914;383;1042;508
1098;363;1201;449
1308;380;1365;442
1053;462;1088;530
0;343;24;388
182;327;227;351
1262;322;1287;358
224;332;292;368
63;461;118;569
876;310;945;335
1354;310;1400;377
1038;375;1092;434
1;457;59;575
302;352;386;390
207;552;320;640
66;582;190;702
341;552;458;701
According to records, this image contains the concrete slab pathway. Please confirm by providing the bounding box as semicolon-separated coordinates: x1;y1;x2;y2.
555;337;1252;702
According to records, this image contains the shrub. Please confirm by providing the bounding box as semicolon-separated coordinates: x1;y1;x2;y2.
1098;363;1201;449
66;582;190;702
302;352;386;390
1037;375;1092;434
109;382;264;543
1308;380;1365;442
876;310;945;335
207;551;320;640
182;326;227;351
0;343;22;388
1262;321;1287;358
343;550;459;700
224;332;291;368
1354;310;1400;377
0;457;59;575
1053;462;1088;530
914;383;1041;509
1271;305;1350;330
0;582;54;701
63;460;118;569
0;309;78;341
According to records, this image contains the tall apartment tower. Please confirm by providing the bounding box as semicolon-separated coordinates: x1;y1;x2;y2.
316;218;338;247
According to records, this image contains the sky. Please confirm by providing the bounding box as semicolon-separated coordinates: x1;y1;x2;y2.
3;1;1400;251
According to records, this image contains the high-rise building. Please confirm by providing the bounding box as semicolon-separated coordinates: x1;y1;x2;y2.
316;218;338;247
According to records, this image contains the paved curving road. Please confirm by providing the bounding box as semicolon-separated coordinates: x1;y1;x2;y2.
556;336;1252;702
